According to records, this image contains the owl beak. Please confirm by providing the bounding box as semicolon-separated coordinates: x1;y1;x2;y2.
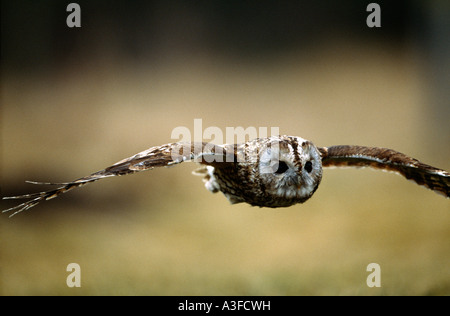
295;177;302;189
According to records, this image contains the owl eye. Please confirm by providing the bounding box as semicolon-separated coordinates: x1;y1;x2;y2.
305;161;313;173
274;161;289;174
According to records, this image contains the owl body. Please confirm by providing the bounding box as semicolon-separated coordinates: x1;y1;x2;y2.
197;136;323;207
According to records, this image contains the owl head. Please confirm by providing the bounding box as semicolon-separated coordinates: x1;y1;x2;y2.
256;136;323;206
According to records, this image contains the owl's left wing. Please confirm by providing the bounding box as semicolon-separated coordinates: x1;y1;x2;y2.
318;145;450;198
2;142;233;217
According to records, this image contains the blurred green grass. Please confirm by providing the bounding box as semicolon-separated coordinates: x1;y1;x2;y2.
1;41;449;295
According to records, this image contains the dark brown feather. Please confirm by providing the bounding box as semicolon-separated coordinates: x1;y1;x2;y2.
320;145;450;198
2;142;229;217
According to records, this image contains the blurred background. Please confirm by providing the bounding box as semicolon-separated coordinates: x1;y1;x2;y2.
1;0;449;295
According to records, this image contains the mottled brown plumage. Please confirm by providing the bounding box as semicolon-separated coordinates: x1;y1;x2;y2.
320;145;450;197
2;136;449;217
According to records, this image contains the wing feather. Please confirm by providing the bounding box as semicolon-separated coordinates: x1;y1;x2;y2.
2;142;231;217
319;145;450;198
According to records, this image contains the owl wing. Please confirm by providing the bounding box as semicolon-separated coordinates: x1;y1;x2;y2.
2;142;234;217
318;145;450;198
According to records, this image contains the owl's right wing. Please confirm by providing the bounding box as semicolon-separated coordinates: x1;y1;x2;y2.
2;142;234;217
318;145;450;198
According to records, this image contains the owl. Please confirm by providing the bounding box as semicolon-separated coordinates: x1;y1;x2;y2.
2;135;449;217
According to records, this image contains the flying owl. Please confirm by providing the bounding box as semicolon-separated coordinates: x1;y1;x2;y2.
2;135;449;217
